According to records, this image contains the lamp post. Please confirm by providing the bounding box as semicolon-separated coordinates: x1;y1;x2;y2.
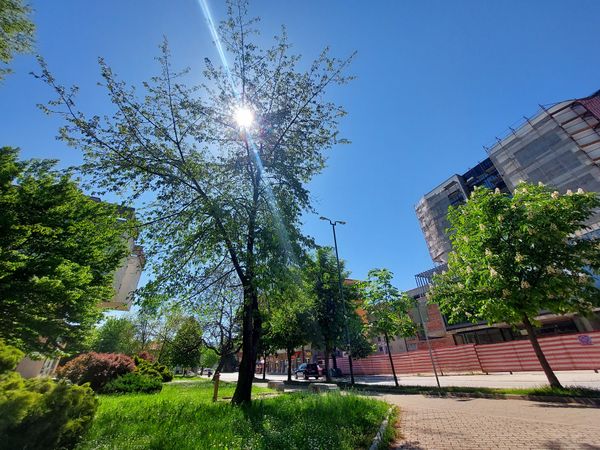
320;216;355;385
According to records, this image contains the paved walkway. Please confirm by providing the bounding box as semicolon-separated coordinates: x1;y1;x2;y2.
379;394;600;449
219;370;600;389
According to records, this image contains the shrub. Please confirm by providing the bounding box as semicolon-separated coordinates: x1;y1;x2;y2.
0;341;97;449
57;352;135;391
101;372;162;394
0;339;24;373
134;355;173;382
136;351;155;362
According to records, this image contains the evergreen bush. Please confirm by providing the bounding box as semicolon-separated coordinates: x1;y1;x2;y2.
101;372;162;394
0;341;97;449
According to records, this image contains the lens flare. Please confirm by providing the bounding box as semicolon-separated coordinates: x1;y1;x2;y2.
196;0;297;264
234;107;254;129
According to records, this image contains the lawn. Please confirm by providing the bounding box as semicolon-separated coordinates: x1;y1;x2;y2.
77;380;393;450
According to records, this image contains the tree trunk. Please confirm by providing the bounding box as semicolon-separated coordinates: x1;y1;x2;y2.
324;343;331;382
232;286;261;404
287;349;293;382
384;332;399;387
262;353;267;380
212;355;226;381
331;348;338;371
522;315;562;389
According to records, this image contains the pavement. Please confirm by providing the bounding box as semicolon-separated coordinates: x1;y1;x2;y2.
219;370;600;390
381;394;600;449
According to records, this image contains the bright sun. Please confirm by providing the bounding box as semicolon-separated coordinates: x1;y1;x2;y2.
234;106;254;129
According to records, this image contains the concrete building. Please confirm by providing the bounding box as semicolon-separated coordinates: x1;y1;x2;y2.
411;89;600;348
416;158;508;263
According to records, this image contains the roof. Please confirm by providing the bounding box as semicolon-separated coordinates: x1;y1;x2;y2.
577;93;600;120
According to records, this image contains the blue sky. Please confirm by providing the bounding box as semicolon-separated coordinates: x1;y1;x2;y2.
2;0;600;291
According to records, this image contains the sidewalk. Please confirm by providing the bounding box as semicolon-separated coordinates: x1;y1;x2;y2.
220;370;600;390
379;393;600;449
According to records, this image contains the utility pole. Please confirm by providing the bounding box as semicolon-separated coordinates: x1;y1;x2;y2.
320;216;355;385
415;298;441;389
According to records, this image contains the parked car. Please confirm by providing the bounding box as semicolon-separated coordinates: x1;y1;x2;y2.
294;363;322;380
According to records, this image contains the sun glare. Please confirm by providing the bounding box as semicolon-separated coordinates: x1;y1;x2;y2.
234;106;254;129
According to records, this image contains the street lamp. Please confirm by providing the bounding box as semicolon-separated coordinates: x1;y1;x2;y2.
319;216;355;385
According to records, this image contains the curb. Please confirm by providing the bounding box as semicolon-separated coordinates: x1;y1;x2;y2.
336;382;600;407
421;391;600;406
369;407;394;450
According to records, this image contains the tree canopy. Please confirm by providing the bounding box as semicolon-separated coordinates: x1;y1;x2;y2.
167;317;203;370
359;268;415;386
430;182;600;387
38;0;353;403
0;147;129;354
88;317;137;355
0;0;34;80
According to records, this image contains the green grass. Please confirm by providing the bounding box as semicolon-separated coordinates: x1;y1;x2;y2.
78;380;392;450
340;382;600;398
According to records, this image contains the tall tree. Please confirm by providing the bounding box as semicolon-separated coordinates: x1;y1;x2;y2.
305;247;361;382
359;268;416;387
265;269;317;382
430;183;600;388
168;316;203;371
89;317;137;355
38;0;353;403
0;0;34;80
0;147;128;354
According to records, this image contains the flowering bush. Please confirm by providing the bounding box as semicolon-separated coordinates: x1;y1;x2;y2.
57;352;135;391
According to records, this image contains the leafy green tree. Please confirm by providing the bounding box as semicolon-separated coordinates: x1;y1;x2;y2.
265;270;317;381
430;183;600;388
89;317;137;355
305;247;363;381
38;0;353;404
359;268;416;387
0;148;129;354
0;0;34;80
168;317;203;372
200;348;219;372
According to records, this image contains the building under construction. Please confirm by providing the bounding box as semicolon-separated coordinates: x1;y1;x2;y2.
411;89;600;347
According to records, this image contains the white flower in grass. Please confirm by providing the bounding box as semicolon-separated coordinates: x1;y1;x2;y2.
520;280;531;289
457;283;465;289
494;188;501;194
479;223;486;231
463;236;469;243
577;188;585;194
538;181;545;187
489;267;498;277
551;191;559;199
566;189;573;196
485;248;492;257
466;266;473;274
497;214;504;222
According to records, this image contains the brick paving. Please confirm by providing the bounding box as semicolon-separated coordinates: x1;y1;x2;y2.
379;394;600;449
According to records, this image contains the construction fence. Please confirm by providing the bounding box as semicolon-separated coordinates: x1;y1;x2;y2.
331;331;600;376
